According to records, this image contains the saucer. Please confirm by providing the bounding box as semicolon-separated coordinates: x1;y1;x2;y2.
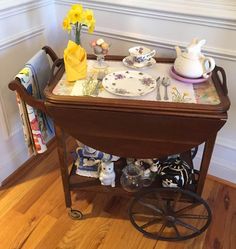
170;66;210;84
122;56;156;69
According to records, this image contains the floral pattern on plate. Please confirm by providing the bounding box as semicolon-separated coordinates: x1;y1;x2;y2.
102;70;156;97
122;56;156;69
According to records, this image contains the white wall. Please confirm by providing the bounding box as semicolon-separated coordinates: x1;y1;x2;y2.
0;0;236;184
0;0;58;184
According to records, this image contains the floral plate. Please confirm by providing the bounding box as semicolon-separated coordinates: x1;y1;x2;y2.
122;56;156;69
102;70;156;97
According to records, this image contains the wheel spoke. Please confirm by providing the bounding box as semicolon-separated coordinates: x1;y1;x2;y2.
172;192;182;210
172;223;181;238
156;221;167;238
132;212;162;219
175;218;200;233
178;214;209;220
154;192;166;211
138;200;163;215
175;203;200;215
140;217;163;229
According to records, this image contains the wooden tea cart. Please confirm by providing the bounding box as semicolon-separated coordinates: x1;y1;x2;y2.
9;53;230;241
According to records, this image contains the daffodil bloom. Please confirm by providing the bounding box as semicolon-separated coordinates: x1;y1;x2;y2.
68;8;83;24
71;4;83;12
88;19;95;33
62;17;71;31
83;9;95;26
62;4;96;45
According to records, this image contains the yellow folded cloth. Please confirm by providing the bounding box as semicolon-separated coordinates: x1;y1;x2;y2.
64;40;87;82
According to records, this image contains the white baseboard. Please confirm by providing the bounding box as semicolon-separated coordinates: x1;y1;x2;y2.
0;130;29;185
194;142;236;184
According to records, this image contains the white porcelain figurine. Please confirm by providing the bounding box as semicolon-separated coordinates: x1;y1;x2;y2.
99;161;116;187
174;38;215;78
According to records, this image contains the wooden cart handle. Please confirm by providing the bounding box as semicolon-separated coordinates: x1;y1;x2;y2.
49;58;64;84
8;79;47;113
214;66;228;96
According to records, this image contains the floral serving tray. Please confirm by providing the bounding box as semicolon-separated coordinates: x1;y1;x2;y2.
102;70;156;97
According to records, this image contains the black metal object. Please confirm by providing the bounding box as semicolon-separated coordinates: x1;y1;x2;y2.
128;188;211;241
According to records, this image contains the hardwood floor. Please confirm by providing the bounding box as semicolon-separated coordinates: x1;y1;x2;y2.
0;140;235;249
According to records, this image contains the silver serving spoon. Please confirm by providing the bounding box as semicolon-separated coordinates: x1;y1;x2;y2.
162;77;170;100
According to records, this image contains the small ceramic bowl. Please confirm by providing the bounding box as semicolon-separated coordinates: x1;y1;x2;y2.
129;46;156;64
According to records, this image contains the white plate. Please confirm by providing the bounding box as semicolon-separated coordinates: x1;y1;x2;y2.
122;56;156;69
102;70;156;97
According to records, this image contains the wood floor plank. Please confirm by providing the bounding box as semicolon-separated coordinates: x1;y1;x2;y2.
203;184;236;249
0;140;235;249
21;215;57;249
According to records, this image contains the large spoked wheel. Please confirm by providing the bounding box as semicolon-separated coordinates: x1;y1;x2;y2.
128;188;211;241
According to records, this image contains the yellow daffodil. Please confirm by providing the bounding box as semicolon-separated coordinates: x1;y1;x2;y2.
68;8;83;24
62;17;71;31
62;4;96;45
88;19;95;33
83;9;95;27
71;4;83;12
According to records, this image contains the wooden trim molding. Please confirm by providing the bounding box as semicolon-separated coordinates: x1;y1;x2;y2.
56;0;236;30
83;27;236;61
0;0;52;19
1;137;57;186
0;25;45;51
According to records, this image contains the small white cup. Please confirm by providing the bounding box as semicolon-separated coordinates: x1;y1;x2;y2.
129;46;156;64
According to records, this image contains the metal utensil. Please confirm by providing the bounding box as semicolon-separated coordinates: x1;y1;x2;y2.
156;76;161;101
93;71;105;96
162;77;170;100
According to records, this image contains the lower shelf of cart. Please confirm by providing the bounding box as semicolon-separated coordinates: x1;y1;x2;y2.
69;162;198;196
69;163;160;195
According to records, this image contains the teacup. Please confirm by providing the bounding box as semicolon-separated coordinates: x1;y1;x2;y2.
129;46;156;64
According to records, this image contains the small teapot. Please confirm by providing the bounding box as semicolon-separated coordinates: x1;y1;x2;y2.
174;38;215;78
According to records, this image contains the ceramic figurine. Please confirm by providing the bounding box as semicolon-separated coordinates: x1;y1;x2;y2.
76;145;119;161
99;161;116;187
174;38;215;78
156;157;194;188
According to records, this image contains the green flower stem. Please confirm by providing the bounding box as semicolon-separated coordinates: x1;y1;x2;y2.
75;23;81;45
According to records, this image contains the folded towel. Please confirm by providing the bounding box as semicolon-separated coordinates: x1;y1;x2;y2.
15;49;56;155
64;40;87;82
16;68;47;154
25;50;54;135
25;50;50;99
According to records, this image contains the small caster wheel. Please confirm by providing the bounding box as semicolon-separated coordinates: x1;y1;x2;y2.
68;209;83;220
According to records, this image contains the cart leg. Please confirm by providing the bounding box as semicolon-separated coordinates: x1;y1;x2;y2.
196;134;217;196
55;125;84;219
55;125;72;208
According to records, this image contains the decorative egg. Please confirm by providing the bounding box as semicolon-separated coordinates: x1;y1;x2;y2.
94;45;103;54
